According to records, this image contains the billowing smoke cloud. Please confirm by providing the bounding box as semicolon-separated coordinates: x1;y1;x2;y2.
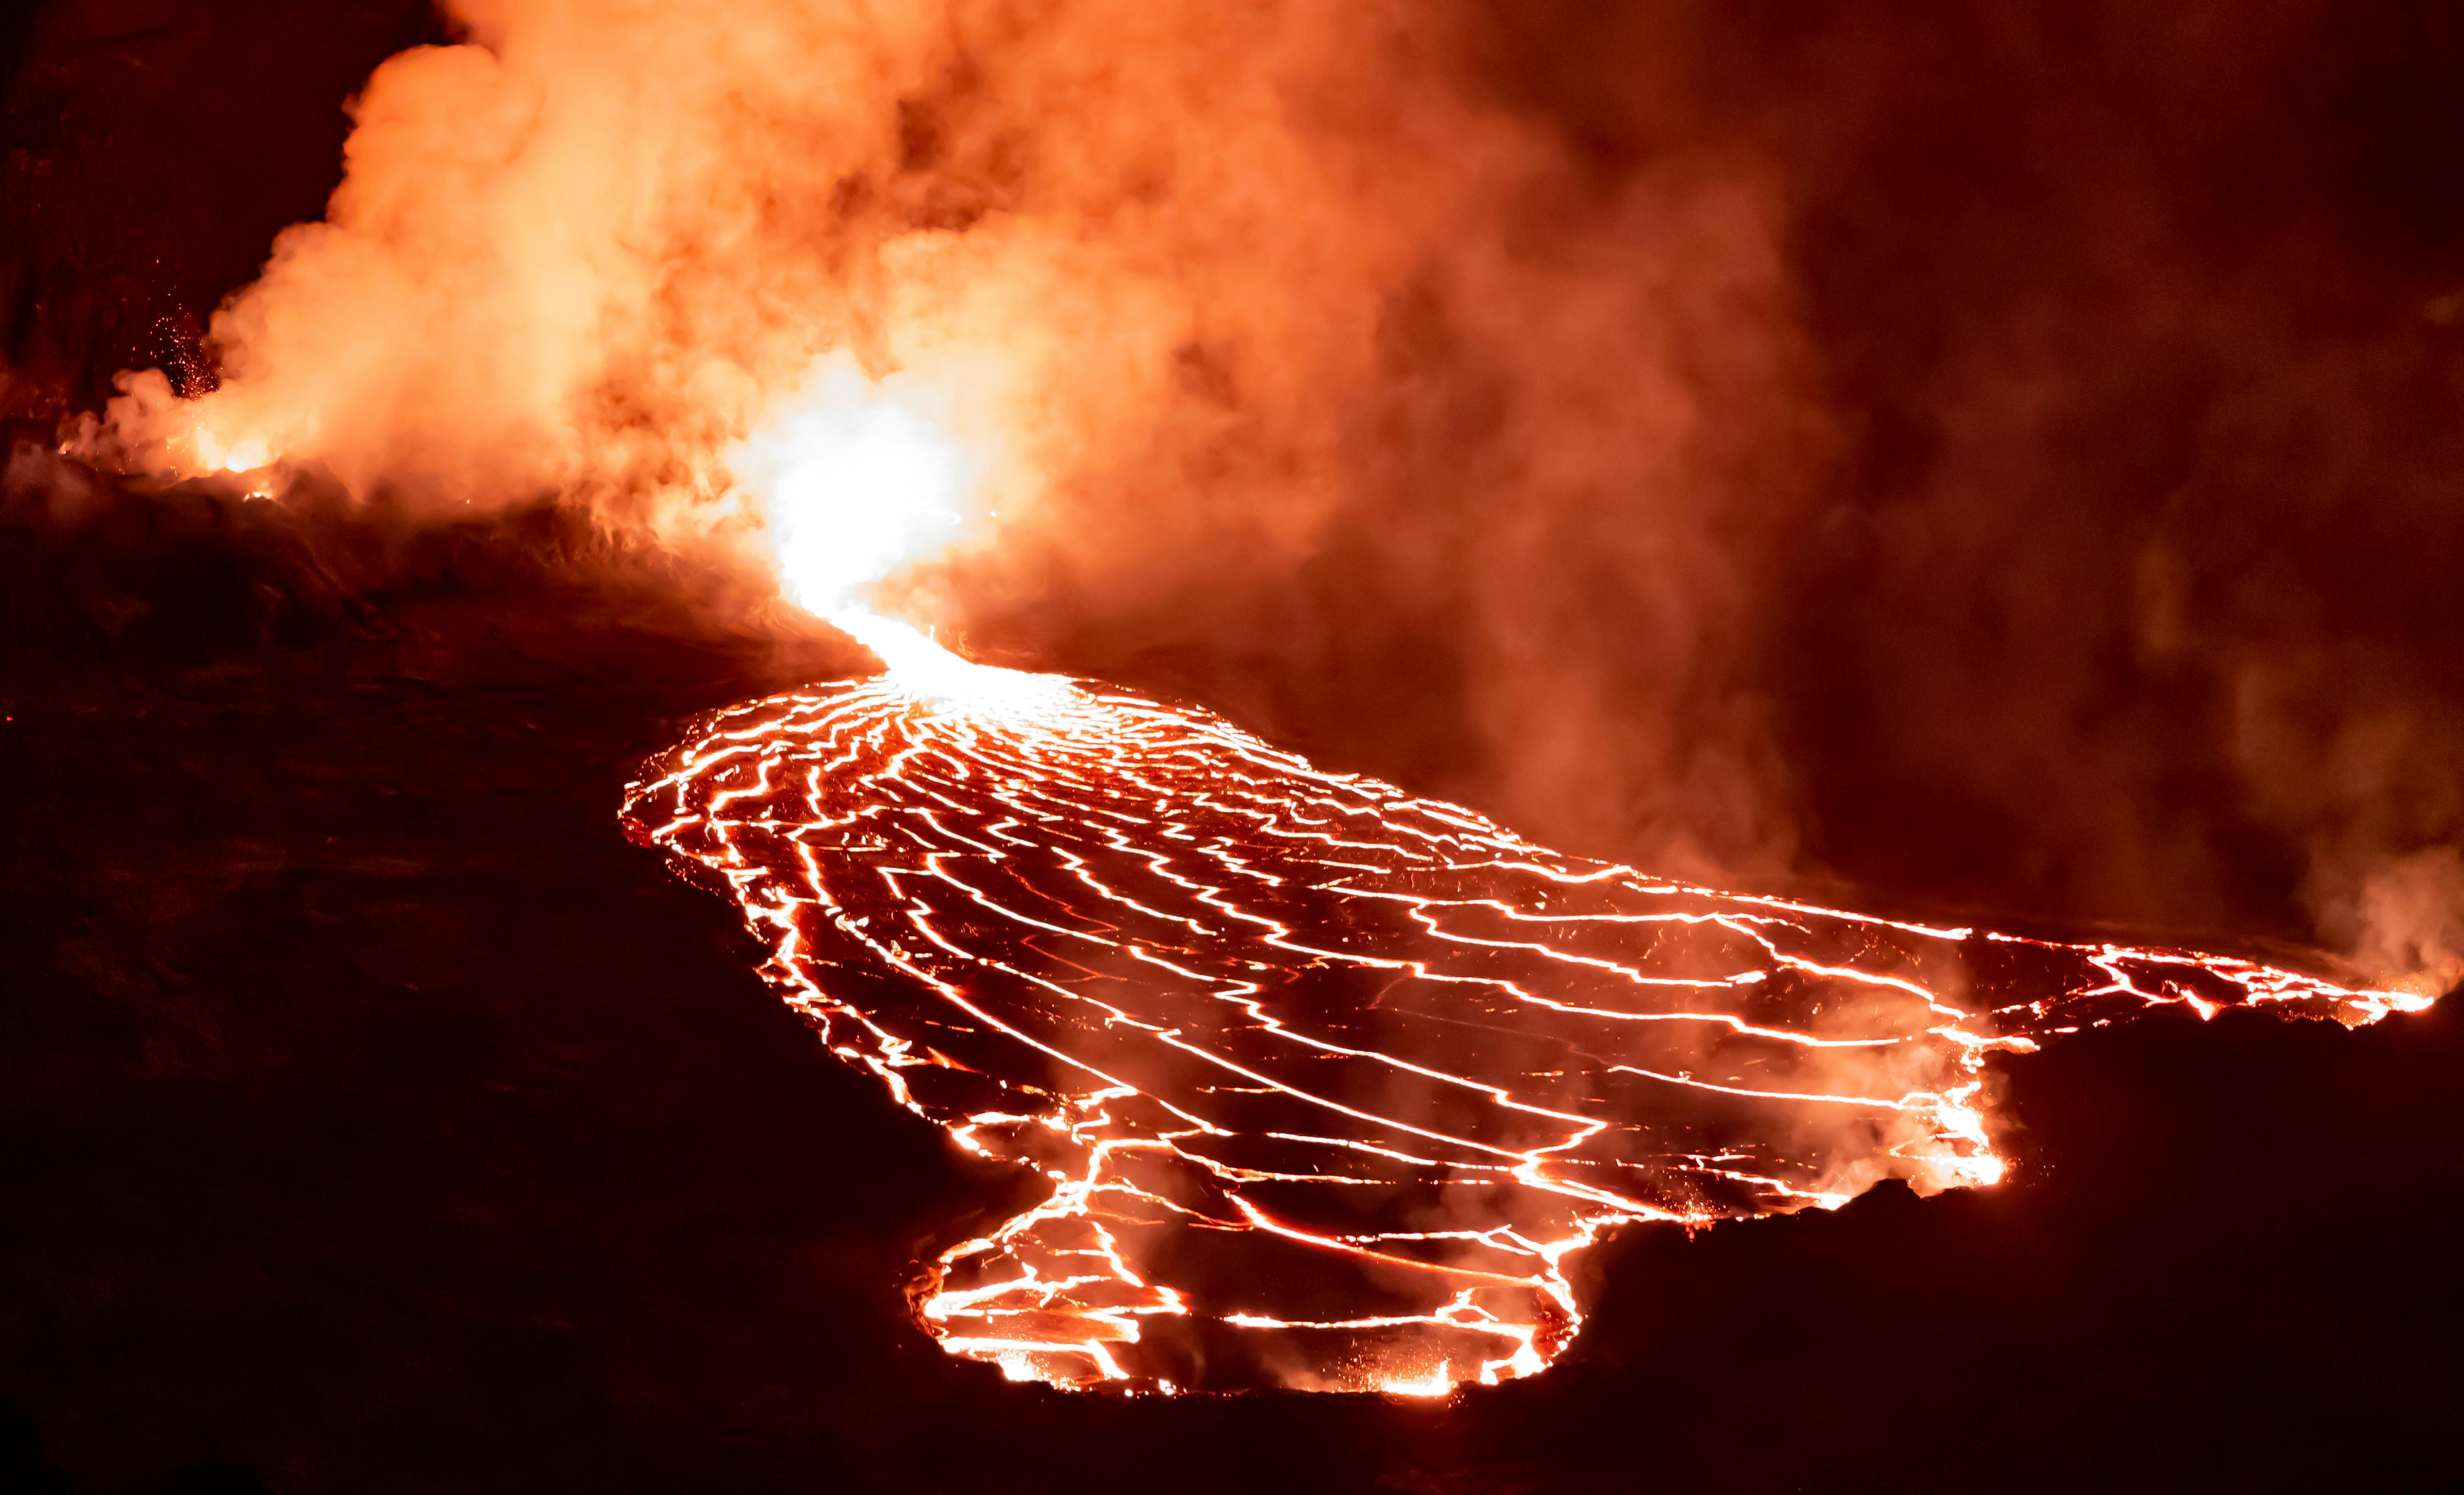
86;0;1824;873
77;0;2464;993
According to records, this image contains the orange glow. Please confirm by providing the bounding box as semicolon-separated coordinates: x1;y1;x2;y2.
1378;1363;1457;1399
620;619;2435;1394
187;427;273;476
61;0;2452;1396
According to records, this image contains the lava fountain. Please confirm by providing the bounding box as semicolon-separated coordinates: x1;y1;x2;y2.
617;387;2437;1396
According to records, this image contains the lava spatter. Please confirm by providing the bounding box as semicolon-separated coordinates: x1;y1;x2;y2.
619;616;2434;1396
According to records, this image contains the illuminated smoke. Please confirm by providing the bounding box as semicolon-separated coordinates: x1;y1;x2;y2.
81;0;1825;881
74;6;2464;1015
39;0;2454;1398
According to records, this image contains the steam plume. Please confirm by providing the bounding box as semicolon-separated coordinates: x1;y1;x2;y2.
79;0;2464;994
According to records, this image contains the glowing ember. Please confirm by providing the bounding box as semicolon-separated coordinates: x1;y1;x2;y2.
620;616;2435;1395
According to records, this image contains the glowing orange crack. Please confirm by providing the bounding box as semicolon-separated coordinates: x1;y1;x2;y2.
620;614;2431;1393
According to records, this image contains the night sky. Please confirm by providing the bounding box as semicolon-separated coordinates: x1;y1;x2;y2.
6;4;2462;1491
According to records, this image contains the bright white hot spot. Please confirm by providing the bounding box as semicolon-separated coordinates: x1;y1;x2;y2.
827;609;1075;715
736;357;975;615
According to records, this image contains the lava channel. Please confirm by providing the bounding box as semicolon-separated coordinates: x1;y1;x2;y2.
619;616;2435;1396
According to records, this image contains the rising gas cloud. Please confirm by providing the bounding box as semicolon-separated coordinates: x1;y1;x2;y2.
81;0;2464;997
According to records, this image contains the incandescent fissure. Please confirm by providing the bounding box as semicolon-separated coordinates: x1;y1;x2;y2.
620;611;2433;1396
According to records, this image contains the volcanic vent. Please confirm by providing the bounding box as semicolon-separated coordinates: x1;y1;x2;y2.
621;614;2429;1396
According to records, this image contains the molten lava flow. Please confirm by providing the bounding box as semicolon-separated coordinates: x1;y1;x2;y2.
621;618;2433;1396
